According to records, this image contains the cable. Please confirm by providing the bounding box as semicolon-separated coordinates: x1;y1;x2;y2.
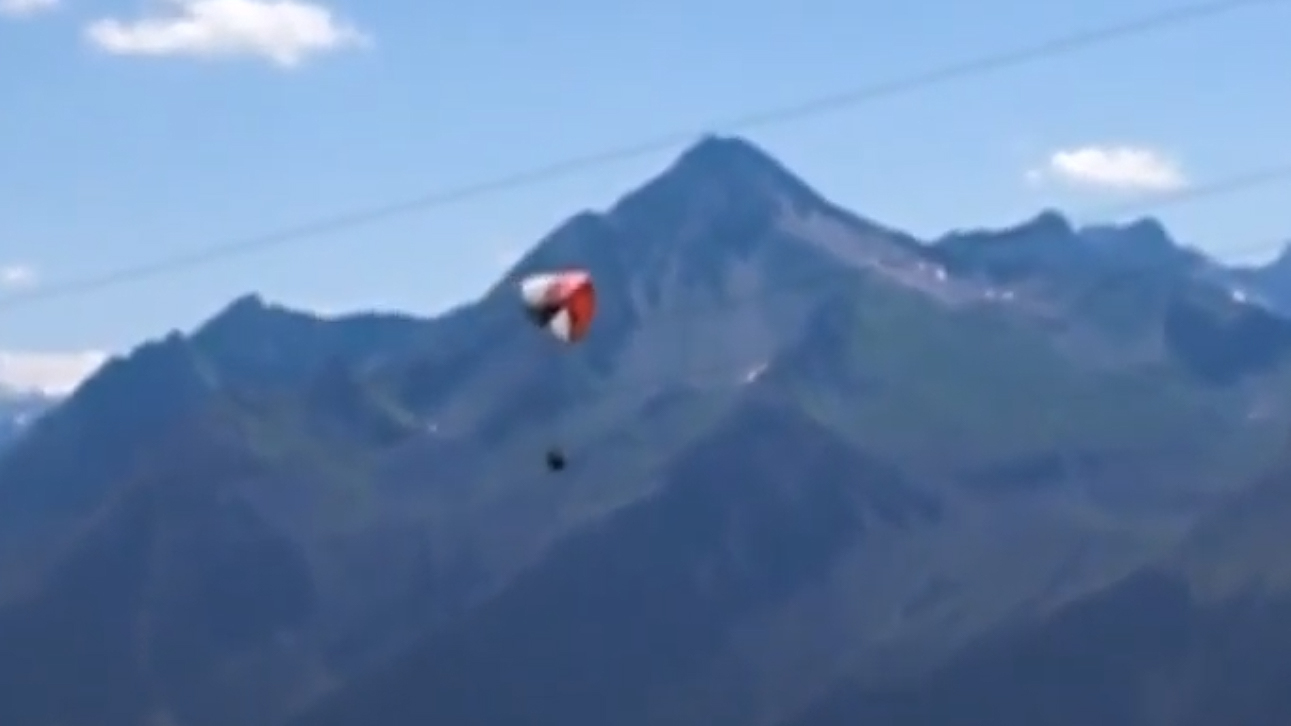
0;0;1283;314
1074;163;1291;222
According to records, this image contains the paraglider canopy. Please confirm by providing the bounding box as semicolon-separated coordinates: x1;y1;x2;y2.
518;269;596;344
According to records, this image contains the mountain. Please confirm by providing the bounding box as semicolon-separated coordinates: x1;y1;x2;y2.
1;135;1290;726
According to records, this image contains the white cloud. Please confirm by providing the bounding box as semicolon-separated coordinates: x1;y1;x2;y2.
0;265;36;289
0;350;108;396
84;0;368;68
1027;145;1187;192
0;0;58;18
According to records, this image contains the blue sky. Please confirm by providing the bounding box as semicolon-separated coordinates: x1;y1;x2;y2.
0;0;1288;391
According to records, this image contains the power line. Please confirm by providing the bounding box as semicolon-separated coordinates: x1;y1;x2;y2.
0;0;1284;315
1075;163;1291;222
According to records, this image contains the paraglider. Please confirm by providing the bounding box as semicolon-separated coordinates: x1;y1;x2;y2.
517;269;596;471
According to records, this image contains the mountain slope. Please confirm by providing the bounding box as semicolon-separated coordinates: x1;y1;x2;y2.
783;440;1291;726
290;395;944;726
0;417;323;726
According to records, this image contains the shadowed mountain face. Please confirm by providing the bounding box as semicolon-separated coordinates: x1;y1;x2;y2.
293;398;943;726
783;444;1291;726
1;136;1290;726
0;428;318;726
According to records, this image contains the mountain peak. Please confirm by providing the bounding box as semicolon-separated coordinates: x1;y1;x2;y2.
937;209;1075;247
673;134;785;175
1025;209;1075;237
613;135;825;222
224;292;268;312
1078;215;1200;276
1080;216;1173;248
200;293;310;333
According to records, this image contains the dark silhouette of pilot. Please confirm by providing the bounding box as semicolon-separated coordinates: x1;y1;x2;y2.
546;447;566;471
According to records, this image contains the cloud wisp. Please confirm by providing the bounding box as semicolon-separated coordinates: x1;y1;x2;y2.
0;350;109;397
1027;144;1188;193
85;0;368;68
